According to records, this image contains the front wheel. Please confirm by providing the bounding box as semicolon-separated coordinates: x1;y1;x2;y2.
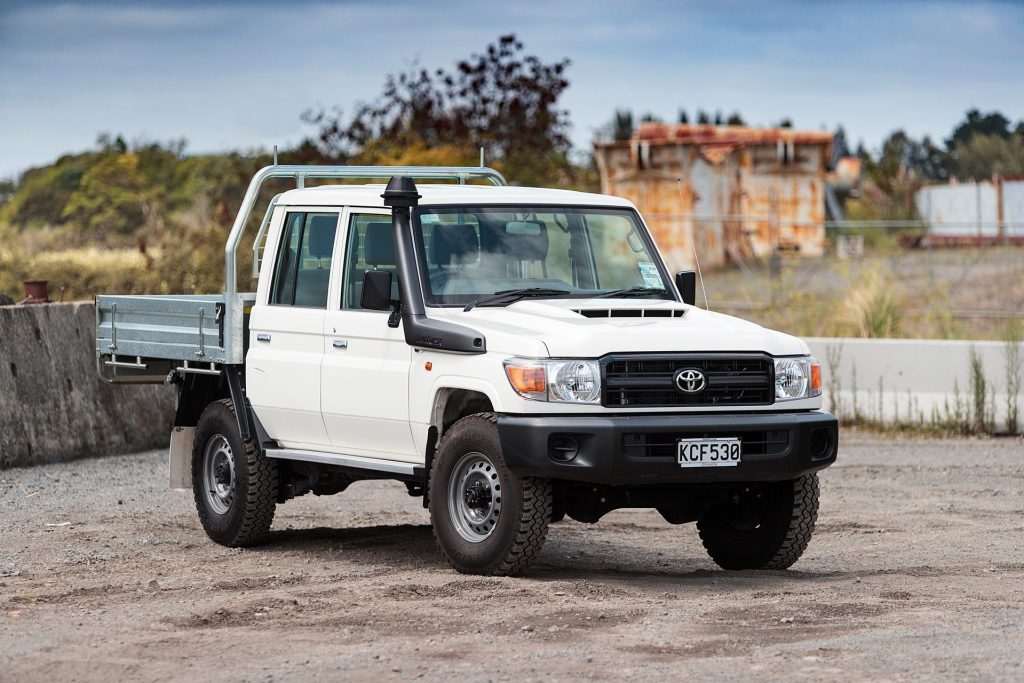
429;413;551;576
697;474;819;570
192;399;278;547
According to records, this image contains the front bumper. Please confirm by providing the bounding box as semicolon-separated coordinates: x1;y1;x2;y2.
497;411;837;486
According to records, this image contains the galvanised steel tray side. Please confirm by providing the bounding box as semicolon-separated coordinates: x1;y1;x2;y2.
95;293;256;365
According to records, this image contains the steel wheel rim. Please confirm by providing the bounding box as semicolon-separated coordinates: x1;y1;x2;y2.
447;452;501;543
203;434;235;515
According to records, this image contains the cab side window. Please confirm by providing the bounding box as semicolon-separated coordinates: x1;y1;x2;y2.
269;212;339;308
341;214;398;309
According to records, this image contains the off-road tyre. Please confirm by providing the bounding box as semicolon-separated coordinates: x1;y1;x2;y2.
697;474;819;570
192;399;278;547
430;413;551;576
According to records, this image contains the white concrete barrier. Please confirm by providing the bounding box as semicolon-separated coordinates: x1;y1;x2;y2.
806;337;1022;432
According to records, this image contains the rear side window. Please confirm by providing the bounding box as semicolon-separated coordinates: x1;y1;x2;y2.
269;212;339;308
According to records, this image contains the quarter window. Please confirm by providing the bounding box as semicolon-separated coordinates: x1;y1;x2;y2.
269;212;338;308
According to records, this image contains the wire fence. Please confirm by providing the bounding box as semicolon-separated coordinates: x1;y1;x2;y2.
641;215;1024;326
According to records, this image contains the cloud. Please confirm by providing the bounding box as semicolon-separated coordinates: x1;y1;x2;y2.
1;0;1023;177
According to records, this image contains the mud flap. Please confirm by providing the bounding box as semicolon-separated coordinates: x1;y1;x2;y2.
169;426;195;490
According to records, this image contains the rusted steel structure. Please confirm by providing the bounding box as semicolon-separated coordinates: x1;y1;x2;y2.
594;123;833;271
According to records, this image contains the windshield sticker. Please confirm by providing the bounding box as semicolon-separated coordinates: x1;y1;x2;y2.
638;262;662;288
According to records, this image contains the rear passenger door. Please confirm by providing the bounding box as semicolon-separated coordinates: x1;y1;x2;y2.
321;210;417;460
247;209;340;449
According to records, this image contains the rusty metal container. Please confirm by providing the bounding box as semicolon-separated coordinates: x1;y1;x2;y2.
594;123;833;272
21;280;52;304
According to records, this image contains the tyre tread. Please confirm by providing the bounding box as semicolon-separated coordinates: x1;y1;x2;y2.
698;473;819;570
430;412;551;576
193;399;277;547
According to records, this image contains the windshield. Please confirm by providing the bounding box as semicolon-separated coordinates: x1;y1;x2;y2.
413;206;673;306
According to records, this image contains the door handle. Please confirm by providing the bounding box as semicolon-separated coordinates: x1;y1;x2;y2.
332;339;348;349
256;333;271;342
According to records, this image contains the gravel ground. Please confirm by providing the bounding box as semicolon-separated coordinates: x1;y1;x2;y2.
2;434;1023;682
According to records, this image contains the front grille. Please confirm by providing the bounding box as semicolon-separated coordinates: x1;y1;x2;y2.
602;354;774;407
623;430;790;458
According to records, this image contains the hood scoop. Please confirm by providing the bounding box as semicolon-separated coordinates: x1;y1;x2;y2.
573;308;685;319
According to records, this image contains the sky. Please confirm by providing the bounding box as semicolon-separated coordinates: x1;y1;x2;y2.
1;0;1023;179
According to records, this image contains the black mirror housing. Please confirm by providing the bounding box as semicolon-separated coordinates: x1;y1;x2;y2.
675;270;697;306
361;270;393;311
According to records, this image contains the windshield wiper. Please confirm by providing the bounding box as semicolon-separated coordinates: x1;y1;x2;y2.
592;286;669;299
463;288;571;312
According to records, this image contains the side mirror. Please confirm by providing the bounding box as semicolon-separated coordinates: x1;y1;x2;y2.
360;270;393;311
675;270;697;306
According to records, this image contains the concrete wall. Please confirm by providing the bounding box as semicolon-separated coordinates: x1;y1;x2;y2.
807;337;1023;432
1;304;1019;468
0;302;176;468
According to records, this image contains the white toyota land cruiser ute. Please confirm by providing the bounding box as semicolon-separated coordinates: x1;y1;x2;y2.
95;164;837;576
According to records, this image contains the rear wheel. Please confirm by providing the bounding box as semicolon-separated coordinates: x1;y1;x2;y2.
192;399;278;547
697;474;819;570
430;413;551;575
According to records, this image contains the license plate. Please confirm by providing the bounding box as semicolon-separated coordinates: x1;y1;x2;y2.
677;438;742;468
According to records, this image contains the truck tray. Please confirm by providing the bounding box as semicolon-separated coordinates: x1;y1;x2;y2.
95;293;255;383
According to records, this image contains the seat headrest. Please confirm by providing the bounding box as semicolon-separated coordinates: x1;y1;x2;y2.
430;223;479;266
306;215;337;258
504;221;549;261
363;222;395;265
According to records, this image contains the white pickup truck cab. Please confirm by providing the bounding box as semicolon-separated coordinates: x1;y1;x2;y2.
96;165;836;575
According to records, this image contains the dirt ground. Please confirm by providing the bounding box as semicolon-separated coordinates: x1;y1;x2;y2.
1;434;1023;682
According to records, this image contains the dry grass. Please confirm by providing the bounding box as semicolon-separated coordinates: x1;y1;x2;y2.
707;246;1024;341
837;264;902;338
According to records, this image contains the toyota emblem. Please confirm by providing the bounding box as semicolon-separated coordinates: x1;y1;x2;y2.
674;368;706;393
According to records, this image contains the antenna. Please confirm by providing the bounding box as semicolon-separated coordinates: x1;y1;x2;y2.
273;145;278;166
677;179;709;309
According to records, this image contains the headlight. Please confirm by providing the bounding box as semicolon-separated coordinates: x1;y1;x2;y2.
774;356;822;401
504;359;602;403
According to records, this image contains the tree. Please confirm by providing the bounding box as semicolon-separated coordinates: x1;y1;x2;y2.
855;141;870;162
96;132;128;154
946;109;1012;149
941;109;1024;180
61;153;152;242
696;110;710;124
832;126;851;158
871;130;949;183
725;112;745;126
678;109;689;124
303;35;573;186
0;155;95;227
0;179;16;207
952;133;1024;179
612;110;634;141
